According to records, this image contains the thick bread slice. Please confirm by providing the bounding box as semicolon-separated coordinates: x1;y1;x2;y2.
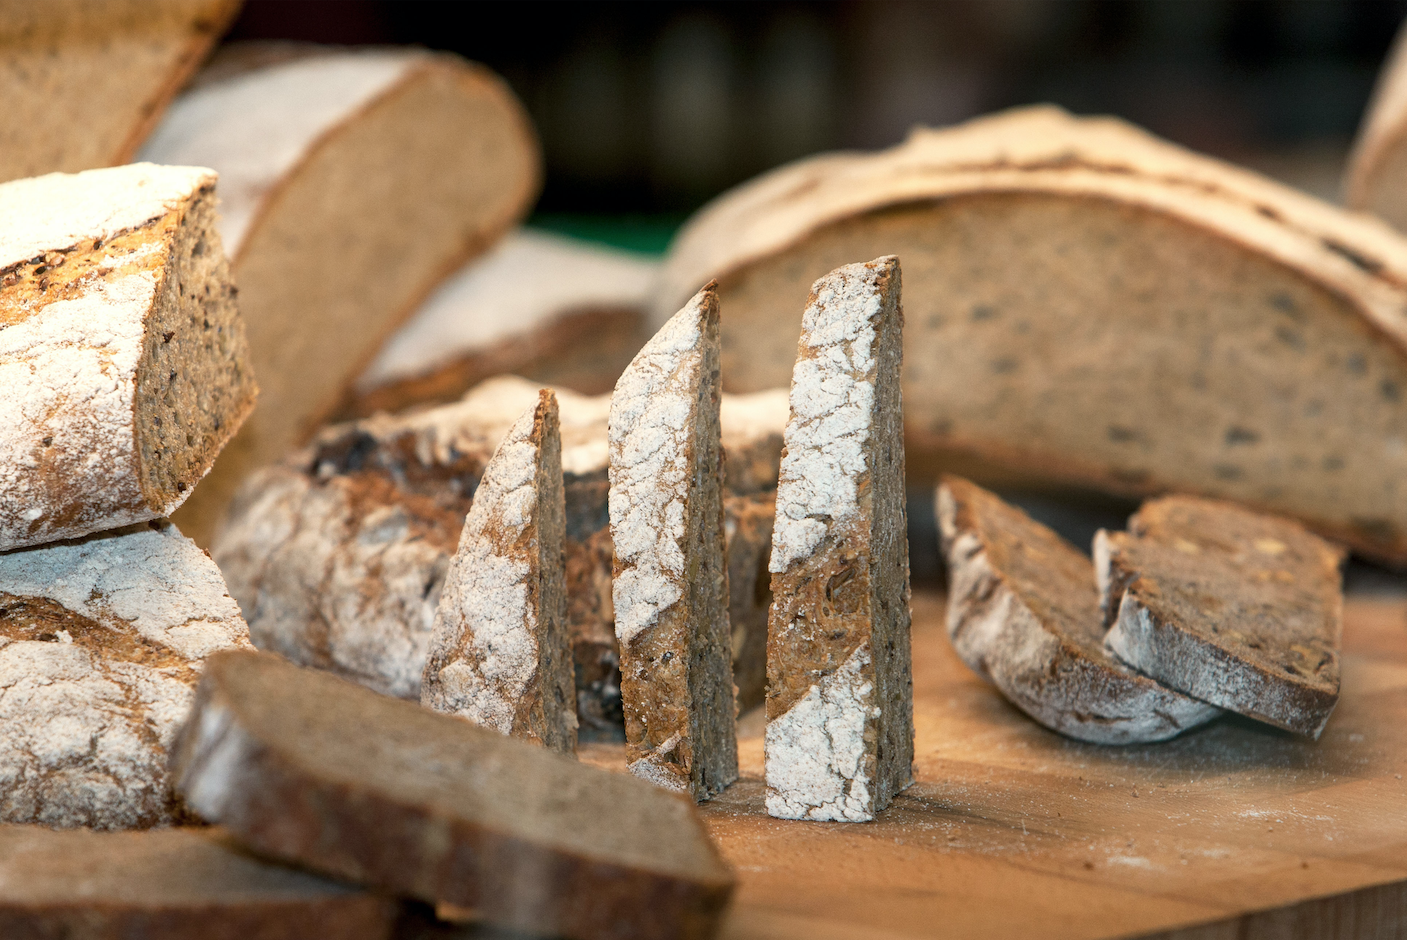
657;105;1407;565
1098;495;1344;738
0;824;396;940
0;0;239;184
0;521;252;830
352;230;658;416
937;477;1220;744
610;286;739;800
1346;22;1407;231
140;49;541;545
421;390;577;754
765;257;913;822
172;650;736;940
0;163;255;550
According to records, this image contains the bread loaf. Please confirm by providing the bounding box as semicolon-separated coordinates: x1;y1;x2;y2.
0;823;398;939
351;230;657;415
610;286;739;799
0;163;255;551
139;49;541;544
0;521;252;830
1346;22;1407;231
172;650;736;940
0;0;238;184
658;105;1407;565
421;391;577;754
1098;495;1343;738
765;257;912;822
938;477;1221;744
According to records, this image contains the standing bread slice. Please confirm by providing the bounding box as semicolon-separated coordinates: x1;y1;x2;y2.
139;49;541;544
0;163;254;550
765;256;913;822
1098;496;1344;738
1346;21;1407;231
421;389;577;754
938;477;1220;744
609;285;738;800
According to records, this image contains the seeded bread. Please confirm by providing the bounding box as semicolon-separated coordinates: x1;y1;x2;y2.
421;391;577;754
1346;21;1407;231
0;521;252;830
140;49;541;545
657;105;1407;565
764;257;913;822
0;163;255;551
938;477;1221;744
172;650;736;940
610;286;739;800
0;823;397;939
1098;495;1344;738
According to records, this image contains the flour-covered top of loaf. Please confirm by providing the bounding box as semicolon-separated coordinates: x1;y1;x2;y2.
0;163;214;271
771;258;892;573
608;288;709;642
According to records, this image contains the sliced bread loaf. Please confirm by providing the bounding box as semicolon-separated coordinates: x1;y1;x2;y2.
1098;495;1344;738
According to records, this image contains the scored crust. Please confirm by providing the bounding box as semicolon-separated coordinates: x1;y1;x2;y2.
421;390;578;754
764;257;913;822
1099;495;1344;738
937;477;1221;745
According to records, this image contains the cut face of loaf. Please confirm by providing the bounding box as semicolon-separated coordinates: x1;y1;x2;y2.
0;521;253;830
937;477;1221;745
421;390;578;754
658;105;1407;565
0;163;255;550
141;49;542;544
610;286;739;800
1098;496;1344;738
1346;22;1407;231
765;256;913;822
171;651;736;940
0;0;239;184
351;230;659;415
0;825;398;939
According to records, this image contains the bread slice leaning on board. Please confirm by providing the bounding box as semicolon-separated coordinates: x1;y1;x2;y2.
657;104;1407;565
139;46;541;544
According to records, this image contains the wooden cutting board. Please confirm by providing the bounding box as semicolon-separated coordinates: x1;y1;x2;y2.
584;589;1407;940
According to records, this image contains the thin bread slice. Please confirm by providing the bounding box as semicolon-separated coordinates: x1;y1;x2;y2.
938;477;1221;744
0;824;397;940
1098;495;1344;738
0;163;254;550
171;650;736;940
765;257;913;822
421;390;578;754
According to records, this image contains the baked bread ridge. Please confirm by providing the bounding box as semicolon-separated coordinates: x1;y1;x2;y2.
764;256;913;822
0;521;252;830
171;650;736;940
421;390;578;754
653;105;1407;565
0;823;398;940
1346;21;1407;230
609;285;739;800
1098;495;1344;738
937;477;1221;745
0;162;255;551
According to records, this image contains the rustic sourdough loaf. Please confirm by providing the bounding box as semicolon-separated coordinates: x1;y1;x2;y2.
0;0;238;184
610;286;739;800
0;521;252;830
1098;495;1344;738
0;824;397;940
658;105;1407;565
139;48;541;544
213;375;784;729
0;163;255;551
938;477;1221;744
172;650;736;940
1346;22;1407;231
765;257;913;822
421;391;578;754
351;229;658;416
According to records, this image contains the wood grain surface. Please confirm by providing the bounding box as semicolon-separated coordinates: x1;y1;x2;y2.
582;589;1407;940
